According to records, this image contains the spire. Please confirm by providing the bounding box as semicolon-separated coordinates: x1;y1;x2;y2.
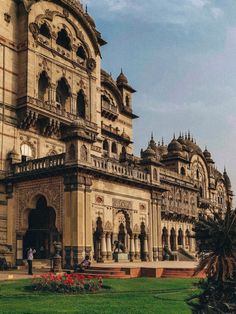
162;137;164;146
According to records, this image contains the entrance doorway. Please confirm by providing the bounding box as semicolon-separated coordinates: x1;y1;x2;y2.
23;196;60;259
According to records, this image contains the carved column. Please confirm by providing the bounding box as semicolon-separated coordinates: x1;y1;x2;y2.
50;83;56;104
134;235;140;260
72;246;79;266
143;236;148;261
16;233;24;266
106;233;112;261
129;234;135;262
101;232;107;262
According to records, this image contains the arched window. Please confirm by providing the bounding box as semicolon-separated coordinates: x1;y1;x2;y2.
68;144;76;160
39;22;51;39
125;95;130;107
56;29;71;51
196;169;199;179
153;168;158;181
21;143;33;160
103;140;109;152
111;142;117;154
180;167;186;176
77;46;86;60
56;78;71;111
77;90;86;119
38;71;49;102
80;145;88;162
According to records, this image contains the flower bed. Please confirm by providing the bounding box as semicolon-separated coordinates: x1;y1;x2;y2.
32;273;103;293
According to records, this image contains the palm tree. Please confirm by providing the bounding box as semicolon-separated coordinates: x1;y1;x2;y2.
188;205;236;313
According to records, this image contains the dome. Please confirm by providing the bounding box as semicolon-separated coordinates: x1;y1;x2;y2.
142;145;156;159
117;70;128;85
168;138;182;152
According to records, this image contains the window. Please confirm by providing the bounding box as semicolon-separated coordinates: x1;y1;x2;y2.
77;90;86;119
153;168;158;181
38;71;49;102
199;186;203;198
196;169;199;179
21;144;33;160
125;95;130;107
111;142;117;154
80;145;88;161
77;46;86;60
56;29;71;51
56;78;71;111
180;167;186;176
39;22;51;39
103;140;109;151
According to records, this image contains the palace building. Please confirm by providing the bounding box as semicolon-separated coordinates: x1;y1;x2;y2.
0;0;233;267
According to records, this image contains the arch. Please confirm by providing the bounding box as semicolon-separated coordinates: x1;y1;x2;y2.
77;90;86;119
56;28;71;51
170;228;176;251
177;229;184;246
93;217;103;262
21;143;34;160
23;195;60;259
103;140;109;152
180;167;186;176
38;71;50;102
39;22;51;38
125;95;130;107
56;77;71;111
68;144;76;160
111;142;117;154
77;45;87;61
153;168;158;181
80;145;88;162
162;227;168;247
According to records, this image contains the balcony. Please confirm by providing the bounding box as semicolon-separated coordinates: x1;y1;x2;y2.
101;100;118;121
12;154;65;175
101;122;132;144
16;96;97;137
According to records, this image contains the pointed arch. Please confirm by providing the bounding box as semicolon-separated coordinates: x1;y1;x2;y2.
56;28;71;51
56;77;71;111
77;89;86;119
39;22;51;38
38;71;50;102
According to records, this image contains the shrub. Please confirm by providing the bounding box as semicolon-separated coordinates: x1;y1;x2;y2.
32;273;103;293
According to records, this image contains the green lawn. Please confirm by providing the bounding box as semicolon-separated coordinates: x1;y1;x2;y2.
0;278;199;314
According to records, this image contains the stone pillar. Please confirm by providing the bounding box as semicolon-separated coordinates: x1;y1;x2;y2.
143;236;148;261
106;233;112;261
156;196;163;260
134;235;140;260
72;246;79;266
129;234;135;262
101;233;107;262
64;246;72;269
16;233;24;266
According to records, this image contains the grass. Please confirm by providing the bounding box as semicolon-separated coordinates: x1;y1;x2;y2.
0;277;199;314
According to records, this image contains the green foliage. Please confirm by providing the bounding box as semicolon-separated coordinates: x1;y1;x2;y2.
189;207;236;313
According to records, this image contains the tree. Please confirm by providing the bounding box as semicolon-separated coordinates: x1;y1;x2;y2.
188;205;236;313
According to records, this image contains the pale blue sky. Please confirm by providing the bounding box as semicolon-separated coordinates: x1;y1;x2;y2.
82;0;236;191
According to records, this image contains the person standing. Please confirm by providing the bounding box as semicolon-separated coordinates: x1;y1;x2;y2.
27;247;36;275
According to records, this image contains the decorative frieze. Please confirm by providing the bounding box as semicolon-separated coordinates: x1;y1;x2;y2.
112;198;132;210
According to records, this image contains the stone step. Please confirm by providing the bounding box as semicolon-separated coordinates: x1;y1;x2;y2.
84;269;126;276
82;272;131;279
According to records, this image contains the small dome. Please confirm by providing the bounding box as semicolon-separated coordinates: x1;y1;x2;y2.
143;145;156;158
117;70;128;85
203;148;211;159
168;138;182;152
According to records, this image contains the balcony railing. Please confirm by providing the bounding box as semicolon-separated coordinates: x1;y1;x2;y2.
12;154;65;175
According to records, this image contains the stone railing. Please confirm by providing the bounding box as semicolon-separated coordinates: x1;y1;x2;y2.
12;154;66;175
91;156;150;183
102;100;118;114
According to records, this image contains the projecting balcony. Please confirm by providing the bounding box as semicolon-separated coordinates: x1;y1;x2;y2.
16;96;97;137
101;100;118;121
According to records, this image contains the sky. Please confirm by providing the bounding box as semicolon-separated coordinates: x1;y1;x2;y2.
81;0;236;192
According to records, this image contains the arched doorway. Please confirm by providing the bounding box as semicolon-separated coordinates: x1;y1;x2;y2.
170;228;177;251
162;227;168;247
177;229;184;246
23;196;60;259
93;217;103;262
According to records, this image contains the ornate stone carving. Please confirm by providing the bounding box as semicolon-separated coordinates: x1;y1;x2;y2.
112;198;132;210
87;58;96;72
104;221;113;231
19;110;38;130
95;195;104;205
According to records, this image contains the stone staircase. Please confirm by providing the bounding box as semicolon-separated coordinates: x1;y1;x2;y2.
18;259;52;271
82;267;132;279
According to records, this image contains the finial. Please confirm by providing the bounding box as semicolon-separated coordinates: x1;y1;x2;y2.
158;141;160;146
151;132;154;141
185;132;187;140
86;4;88;13
173;133;176;140
162;137;164;146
